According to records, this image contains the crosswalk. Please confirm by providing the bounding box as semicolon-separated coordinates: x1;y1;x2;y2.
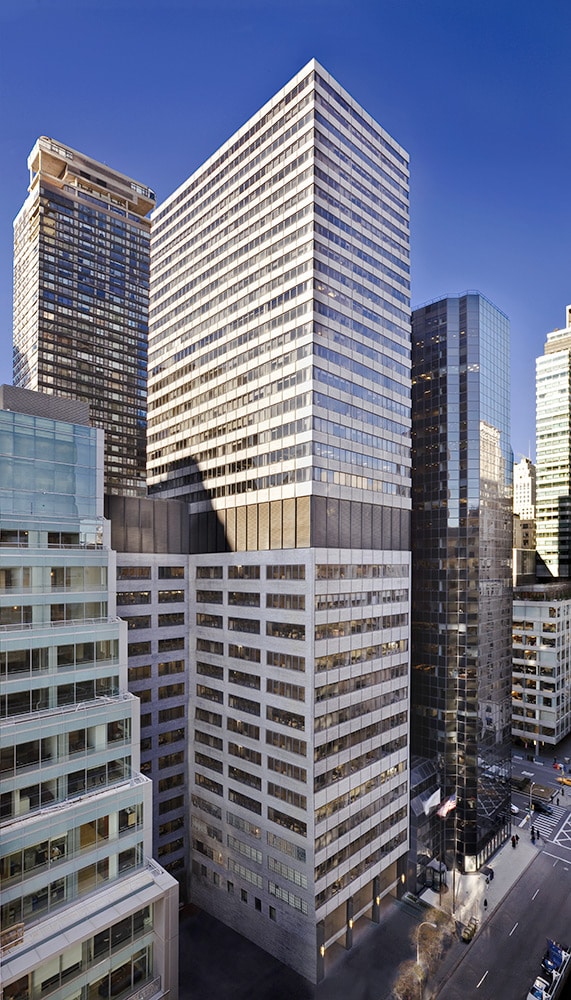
528;804;567;840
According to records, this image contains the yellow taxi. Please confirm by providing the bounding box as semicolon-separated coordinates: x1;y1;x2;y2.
556;775;571;786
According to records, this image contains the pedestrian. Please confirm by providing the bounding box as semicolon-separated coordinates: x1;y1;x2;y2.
516;834;519;845
531;832;535;844
531;825;535;837
536;830;540;842
511;835;516;849
557;798;560;806
484;898;488;910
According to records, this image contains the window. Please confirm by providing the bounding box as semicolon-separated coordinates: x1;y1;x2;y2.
159;566;185;579
228;617;260;635
228;566;259;580
158;590;184;603
266;707;304;730
229;592;260;607
159;613;185;627
197;567;223;579
196;613;222;629
128;641;151;657
229;669;260;690
124;615;151;630
117;566;151;580
196;590;223;604
158;636;185;652
267;565;305;580
158;659;184;676
267;679;305;702
267;622;305;641
117;591;151;605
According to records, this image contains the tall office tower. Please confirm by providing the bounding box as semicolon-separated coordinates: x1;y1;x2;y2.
148;61;411;982
411;293;513;874
536;306;571;579
13;136;154;495
513;457;536;520
0;385;178;1000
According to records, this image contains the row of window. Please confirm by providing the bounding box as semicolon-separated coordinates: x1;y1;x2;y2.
118;565;184;580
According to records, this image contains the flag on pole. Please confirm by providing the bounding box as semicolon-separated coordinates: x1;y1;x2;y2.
437;793;457;818
423;789;441;816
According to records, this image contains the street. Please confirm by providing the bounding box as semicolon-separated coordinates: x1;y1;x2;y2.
437;848;571;999
435;749;571;999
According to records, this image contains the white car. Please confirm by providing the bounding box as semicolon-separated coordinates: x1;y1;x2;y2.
511;803;520;815
527;976;550;1000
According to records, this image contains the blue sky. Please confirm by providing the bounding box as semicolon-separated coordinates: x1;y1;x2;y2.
1;0;570;461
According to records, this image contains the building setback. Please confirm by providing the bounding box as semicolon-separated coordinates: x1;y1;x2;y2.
13;136;154;495
536;306;571;579
105;494;191;897
148;60;412;982
411;293;513;874
0;386;178;1000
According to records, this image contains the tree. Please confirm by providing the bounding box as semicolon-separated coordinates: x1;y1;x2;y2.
392;959;423;1000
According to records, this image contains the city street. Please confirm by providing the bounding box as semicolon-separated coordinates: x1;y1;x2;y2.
436;849;571;999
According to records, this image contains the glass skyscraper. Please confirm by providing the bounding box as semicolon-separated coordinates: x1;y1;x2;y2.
13;137;154;495
411;293;512;873
149;60;411;982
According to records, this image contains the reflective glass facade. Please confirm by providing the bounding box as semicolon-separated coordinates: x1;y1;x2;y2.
0;391;178;999
13;137;154;495
411;293;512;872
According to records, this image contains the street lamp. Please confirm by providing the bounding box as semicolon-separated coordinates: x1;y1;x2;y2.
529;780;535;816
416;920;437;966
416;921;437;1000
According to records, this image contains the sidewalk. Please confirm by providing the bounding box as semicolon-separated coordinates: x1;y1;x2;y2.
420;821;539;995
421;820;536;928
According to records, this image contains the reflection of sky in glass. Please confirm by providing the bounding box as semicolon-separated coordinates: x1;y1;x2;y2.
0;411;99;522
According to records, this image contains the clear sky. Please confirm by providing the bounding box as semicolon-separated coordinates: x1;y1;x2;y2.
1;0;570;461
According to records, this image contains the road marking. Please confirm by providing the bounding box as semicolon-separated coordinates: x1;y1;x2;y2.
509;922;519;936
476;971;489;989
543;850;571;865
532;890;539;900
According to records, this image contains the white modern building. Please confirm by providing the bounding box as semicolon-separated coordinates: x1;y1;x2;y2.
512;583;571;749
514;457;536;521
0;386;178;1000
536;308;571;578
148;61;411;982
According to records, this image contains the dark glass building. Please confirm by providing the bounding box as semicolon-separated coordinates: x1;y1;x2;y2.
13;136;154;495
411;293;513;873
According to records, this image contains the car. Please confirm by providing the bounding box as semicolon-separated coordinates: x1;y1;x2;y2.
462;916;478;942
533;800;554;815
557;775;571;786
511;803;520;815
527;976;551;1000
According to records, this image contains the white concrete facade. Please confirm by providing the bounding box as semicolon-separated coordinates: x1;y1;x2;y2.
536;310;571;578
513;586;571;748
148;61;411;981
513;457;536;520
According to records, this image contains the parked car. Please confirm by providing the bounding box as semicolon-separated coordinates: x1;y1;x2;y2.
533;800;554;815
527;977;551;1000
462;916;478;942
